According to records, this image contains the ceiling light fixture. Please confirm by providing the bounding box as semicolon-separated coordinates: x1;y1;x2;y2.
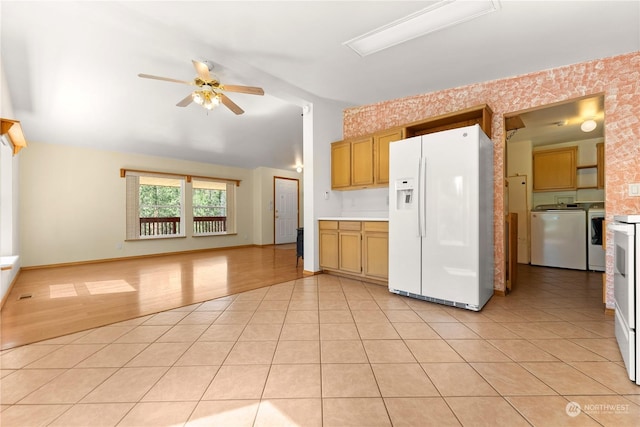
581;119;597;132
344;0;500;57
191;86;221;110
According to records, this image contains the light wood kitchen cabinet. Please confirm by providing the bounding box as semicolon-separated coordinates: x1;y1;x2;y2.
338;222;362;274
331;141;351;189
597;142;604;189
331;105;491;190
374;128;405;185
363;221;389;280
319;221;339;269
533;146;577;191
318;220;388;282
351;136;374;187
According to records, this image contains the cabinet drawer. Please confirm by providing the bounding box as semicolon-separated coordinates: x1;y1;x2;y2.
339;221;361;231
363;221;388;232
319;221;338;230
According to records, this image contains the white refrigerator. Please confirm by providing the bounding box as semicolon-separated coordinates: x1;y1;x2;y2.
388;125;494;311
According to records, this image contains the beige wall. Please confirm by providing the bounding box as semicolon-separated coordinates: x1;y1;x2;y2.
343;51;640;307
19;141;296;267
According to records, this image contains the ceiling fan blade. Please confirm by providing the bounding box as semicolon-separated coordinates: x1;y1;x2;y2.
220;93;244;115
176;93;193;107
192;60;211;82
138;73;193;85
222;85;265;96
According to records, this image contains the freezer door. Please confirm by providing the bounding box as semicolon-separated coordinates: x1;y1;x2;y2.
420;127;482;305
388;137;422;296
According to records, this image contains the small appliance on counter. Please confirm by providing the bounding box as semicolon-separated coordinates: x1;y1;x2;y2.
611;214;640;385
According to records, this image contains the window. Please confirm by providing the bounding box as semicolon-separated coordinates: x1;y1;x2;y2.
123;169;238;240
192;178;236;235
126;173;185;239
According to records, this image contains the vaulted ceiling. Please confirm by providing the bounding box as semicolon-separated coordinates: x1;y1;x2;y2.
2;1;639;171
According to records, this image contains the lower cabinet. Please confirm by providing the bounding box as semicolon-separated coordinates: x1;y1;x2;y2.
319;221;339;269
363;222;389;280
319;220;388;282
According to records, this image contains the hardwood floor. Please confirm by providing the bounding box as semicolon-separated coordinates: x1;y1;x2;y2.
1;245;303;350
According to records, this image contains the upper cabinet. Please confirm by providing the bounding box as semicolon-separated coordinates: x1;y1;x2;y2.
350;136;375;187
374;128;405;185
532;141;605;193
331;129;405;191
533;146;577;192
404;104;493;138
331;140;351;189
331;105;492;190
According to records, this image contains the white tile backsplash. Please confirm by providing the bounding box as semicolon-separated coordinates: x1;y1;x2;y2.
340;188;389;218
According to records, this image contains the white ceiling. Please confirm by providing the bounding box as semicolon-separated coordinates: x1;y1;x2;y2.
2;1;639;171
508;94;605;147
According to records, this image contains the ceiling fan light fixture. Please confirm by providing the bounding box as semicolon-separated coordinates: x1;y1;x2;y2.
581;119;597;132
192;91;204;105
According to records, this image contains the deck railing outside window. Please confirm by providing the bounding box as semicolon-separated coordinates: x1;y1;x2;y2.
139;217;226;236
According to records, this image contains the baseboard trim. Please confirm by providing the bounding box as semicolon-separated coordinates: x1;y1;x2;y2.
493;289;507;297
20;244;260;271
0;268;21;310
303;270;321;277
320;270;388;287
604;307;615;316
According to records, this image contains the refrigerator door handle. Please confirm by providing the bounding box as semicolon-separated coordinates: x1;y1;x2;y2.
420;156;427;238
417;156;423;237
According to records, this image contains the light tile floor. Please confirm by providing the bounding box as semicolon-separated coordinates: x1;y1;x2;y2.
1;266;639;426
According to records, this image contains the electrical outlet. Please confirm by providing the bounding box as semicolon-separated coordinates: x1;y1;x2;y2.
629;183;640;197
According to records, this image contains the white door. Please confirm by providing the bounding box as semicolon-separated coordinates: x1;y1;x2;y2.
507;175;529;263
274;177;299;244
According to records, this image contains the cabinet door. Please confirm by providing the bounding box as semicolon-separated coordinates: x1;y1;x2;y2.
319;230;339;269
351;136;374;187
597;142;604;189
363;232;388;279
533;146;577;191
339;231;362;274
374;128;404;185
331;141;351;189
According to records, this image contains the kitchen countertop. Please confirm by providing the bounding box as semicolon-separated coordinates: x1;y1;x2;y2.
318;217;388;221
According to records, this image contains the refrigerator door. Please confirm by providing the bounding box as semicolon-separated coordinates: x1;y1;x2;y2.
388;136;422;296
420;127;481;306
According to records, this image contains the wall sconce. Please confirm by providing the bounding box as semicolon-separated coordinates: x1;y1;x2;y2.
0;118;27;155
580;119;597;133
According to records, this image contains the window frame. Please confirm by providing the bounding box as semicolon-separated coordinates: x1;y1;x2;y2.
125;171;186;240
122;169;239;241
191;177;236;237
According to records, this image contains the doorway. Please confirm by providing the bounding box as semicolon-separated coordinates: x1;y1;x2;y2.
274;177;299;244
504;94;605;267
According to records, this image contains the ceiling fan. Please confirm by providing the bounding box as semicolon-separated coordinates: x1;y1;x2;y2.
138;60;264;115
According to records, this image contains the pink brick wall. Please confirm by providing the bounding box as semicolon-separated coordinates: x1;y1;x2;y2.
343;51;640;306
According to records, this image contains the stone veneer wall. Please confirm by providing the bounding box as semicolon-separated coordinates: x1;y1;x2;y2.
343;51;640;307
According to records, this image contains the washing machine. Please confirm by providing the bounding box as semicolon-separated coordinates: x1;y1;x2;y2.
588;207;605;271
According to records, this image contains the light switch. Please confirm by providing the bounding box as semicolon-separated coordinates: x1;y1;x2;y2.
629;183;640;196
